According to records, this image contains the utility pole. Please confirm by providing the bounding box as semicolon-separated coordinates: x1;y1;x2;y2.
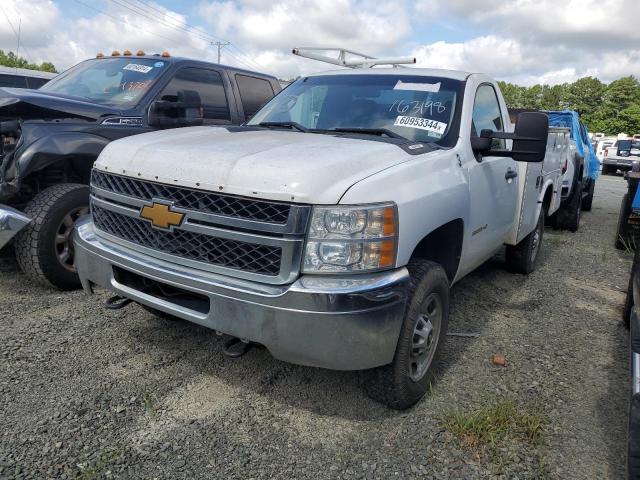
16;18;21;61
212;41;230;64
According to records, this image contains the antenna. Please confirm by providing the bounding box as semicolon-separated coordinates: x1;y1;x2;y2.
292;47;416;69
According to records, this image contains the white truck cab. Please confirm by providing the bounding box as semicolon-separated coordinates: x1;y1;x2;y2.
74;59;561;409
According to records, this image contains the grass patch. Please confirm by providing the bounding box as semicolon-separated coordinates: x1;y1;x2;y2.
142;392;157;417
78;447;127;480
440;397;545;452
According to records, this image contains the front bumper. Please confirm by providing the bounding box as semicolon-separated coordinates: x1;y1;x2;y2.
0;204;31;249
73;217;409;370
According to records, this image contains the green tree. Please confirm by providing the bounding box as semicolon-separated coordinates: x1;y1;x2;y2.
0;49;57;73
565;77;605;117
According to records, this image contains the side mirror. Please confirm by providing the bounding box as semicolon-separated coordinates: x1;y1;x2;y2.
148;89;203;128
511;112;548;162
471;112;548;163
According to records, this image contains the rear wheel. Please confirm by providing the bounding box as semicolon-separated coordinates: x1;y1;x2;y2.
14;184;89;290
616;193;632;250
581;180;595;211
505;206;545;274
555;185;581;232
365;259;449;410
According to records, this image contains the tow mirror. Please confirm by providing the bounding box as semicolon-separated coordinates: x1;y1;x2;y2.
148;89;203;128
510;112;548;162
471;112;548;163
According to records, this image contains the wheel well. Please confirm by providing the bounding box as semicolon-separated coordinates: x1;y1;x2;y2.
409;219;463;282
542;185;553;213
20;157;94;202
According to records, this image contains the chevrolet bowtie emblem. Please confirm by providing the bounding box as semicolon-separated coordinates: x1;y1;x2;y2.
139;202;185;229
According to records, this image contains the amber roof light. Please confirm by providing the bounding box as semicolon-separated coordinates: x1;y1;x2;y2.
96;52;104;58
161;51;170;57
136;50;145;56
123;49;132;56
111;50;120;56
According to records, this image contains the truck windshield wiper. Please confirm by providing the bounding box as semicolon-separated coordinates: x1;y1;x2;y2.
330;127;407;140
258;121;309;133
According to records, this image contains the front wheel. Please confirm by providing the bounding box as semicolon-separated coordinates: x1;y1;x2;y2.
14;184;89;290
505;207;545;274
365;259;449;410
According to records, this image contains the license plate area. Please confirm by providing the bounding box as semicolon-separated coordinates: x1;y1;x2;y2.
112;266;210;315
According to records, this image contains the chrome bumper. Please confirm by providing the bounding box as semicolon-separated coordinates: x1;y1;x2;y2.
0;205;31;249
73;217;409;370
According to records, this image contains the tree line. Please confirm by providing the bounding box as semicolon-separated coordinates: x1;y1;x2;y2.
0;50;56;74
497;76;640;136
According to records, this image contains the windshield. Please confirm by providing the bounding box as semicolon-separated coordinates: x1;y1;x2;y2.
40;57;168;107
248;74;461;144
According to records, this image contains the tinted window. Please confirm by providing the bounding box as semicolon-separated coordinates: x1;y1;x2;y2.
236;74;275;119
0;74;28;88
26;77;50;89
472;85;504;148
41;58;167;106
160;68;230;123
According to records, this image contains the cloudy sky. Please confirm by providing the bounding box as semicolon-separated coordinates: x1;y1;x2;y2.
1;0;638;85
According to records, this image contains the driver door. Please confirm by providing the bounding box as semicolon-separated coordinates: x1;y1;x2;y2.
466;84;518;262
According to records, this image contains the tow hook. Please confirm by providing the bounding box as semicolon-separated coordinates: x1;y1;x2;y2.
222;336;253;358
104;295;133;310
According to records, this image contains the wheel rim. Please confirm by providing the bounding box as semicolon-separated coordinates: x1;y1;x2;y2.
54;205;89;272
410;293;442;382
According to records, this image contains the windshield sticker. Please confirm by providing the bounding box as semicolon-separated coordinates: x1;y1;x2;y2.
393;80;441;92
154;61;165;67
123;63;153;74
394;116;447;136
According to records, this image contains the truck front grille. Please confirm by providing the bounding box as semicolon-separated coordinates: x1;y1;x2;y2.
93;205;282;276
89;170;309;284
91;170;290;224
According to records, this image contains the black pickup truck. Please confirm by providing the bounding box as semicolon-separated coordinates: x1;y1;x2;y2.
0;52;280;289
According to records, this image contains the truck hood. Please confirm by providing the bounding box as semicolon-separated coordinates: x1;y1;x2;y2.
0;88;122;121
94;126;431;203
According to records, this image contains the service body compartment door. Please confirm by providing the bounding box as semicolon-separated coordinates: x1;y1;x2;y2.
509;161;543;245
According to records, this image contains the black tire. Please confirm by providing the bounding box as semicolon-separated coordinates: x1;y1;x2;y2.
602;165;610;175
625;250;639;326
14;184;89;290
365;259;449;410
617;193;632;250
555;185;582;232
505;207;545;274
581;179;595;211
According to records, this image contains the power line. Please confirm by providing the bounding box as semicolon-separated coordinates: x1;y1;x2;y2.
0;7;33;63
121;0;269;73
73;0;274;74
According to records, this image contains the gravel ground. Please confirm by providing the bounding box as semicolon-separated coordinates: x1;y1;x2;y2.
0;175;631;479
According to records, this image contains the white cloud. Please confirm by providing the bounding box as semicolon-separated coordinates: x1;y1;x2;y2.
0;0;638;85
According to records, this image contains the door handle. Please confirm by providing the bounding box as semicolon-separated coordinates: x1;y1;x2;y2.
505;169;518;180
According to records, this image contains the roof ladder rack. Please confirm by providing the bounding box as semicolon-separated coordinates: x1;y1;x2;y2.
292;47;416;69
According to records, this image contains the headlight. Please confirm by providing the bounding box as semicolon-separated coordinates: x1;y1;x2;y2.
302;203;398;273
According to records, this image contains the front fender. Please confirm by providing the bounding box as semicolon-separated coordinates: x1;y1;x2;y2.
1;131;110;198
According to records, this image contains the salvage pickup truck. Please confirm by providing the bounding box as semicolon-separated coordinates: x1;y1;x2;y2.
74;60;558;409
0;51;280;289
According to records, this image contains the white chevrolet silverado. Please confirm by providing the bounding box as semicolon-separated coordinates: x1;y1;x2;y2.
74;65;560;409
